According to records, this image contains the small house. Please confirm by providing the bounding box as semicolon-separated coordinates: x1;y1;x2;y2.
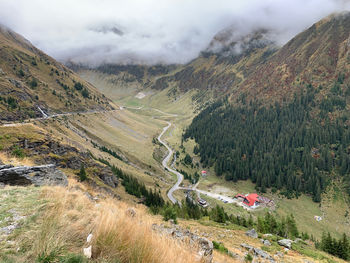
235;193;260;208
201;170;207;176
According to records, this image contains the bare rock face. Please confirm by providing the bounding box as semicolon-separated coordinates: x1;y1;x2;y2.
0;164;68;186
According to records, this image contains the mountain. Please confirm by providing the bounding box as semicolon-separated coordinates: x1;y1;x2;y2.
241;12;350;101
0;26;113;122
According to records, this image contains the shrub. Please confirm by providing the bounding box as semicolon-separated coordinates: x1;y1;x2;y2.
81;88;89;98
12;146;25;158
163;206;177;223
30;79;38;88
74;82;83;91
78;164;87;182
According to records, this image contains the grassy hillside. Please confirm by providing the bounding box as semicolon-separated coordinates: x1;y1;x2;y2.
0;26;114;122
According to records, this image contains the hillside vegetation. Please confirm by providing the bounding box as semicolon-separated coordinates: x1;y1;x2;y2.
0;26;113;122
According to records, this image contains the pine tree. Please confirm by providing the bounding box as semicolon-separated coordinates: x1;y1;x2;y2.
78;164;87;182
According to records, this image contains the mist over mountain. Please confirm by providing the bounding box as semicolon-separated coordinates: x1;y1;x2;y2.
0;0;349;66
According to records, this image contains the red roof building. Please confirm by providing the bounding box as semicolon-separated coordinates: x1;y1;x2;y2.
201;170;207;175
235;193;260;207
243;193;260;207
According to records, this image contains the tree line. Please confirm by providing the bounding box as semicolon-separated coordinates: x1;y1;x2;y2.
317;232;350;260
184;85;350;201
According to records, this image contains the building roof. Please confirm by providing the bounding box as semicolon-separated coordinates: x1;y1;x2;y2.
201;170;207;174
243;193;260;207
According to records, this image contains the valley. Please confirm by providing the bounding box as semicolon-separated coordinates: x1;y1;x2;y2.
1;8;350;263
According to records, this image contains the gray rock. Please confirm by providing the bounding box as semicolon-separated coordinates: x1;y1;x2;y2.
0;68;5;75
294;238;303;243
198;237;213;263
275;251;284;258
263;239;271;246
0;164;68;186
278;239;293;249
245;229;258;238
253;247;273;260
241;243;253;251
227;250;238;258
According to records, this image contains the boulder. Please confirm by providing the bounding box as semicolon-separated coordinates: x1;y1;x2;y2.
198;237;213;263
253;247;273;261
245;229;258;238
83;245;92;258
278;239;293;249
263;239;271;246
0;164;68;186
240;243;253;251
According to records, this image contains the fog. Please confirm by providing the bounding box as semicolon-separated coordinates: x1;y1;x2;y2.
0;0;349;65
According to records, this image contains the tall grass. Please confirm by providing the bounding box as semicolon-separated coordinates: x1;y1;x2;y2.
28;185;197;263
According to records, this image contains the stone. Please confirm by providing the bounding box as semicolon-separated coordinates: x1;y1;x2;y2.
284;247;289;252
263;239;271;246
0;164;68;187
126;208;136;217
0;182;5;188
241;243;253;251
278;239;293;249
83;245;92;258
245;229;258;239
198;237;213;263
87;233;93;243
253;247;273;260
294;238;303;243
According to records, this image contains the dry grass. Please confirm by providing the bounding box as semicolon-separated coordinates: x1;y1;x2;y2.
26;185;198;263
0;152;35;166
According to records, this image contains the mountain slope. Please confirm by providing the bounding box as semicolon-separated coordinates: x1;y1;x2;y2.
241;12;350;101
0;26;113;122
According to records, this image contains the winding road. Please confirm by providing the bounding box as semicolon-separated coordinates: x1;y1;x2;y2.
157;121;184;205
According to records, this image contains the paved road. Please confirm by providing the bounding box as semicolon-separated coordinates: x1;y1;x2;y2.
157;121;184;205
0;108;114;127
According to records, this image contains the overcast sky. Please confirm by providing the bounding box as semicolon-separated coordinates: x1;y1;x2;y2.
0;0;349;66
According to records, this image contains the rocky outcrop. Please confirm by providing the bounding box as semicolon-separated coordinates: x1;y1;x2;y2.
152;224;213;263
0;164;68;186
94;166;118;188
278;239;293;249
241;243;275;262
245;229;258;238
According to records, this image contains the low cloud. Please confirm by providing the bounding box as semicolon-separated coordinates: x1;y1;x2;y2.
0;0;349;65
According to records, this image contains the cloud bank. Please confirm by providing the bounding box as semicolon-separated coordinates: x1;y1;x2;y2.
0;0;349;65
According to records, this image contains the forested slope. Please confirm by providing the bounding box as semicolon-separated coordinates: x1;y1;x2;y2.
184;84;350;201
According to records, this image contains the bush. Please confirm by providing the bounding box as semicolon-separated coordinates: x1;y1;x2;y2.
12;146;25;158
212;241;228;253
7;97;18;109
30;79;38;88
74;82;83;91
78;164;87;182
163;206;177;223
81;88;89;98
245;254;253;262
